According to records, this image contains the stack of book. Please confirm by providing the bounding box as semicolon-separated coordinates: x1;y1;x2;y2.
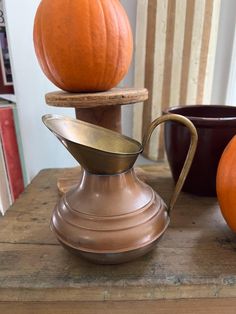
0;1;26;214
0;99;25;215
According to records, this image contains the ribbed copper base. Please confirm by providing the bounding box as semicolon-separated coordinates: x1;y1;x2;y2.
51;169;170;264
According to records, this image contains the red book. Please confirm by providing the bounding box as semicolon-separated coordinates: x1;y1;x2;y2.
0;107;24;200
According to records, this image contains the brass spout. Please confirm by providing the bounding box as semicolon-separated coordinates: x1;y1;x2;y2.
42;114;143;175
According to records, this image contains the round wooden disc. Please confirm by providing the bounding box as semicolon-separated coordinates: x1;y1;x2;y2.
45;88;148;108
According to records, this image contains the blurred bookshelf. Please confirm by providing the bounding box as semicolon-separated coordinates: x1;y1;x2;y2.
0;1;25;214
0;98;26;215
0;93;16;102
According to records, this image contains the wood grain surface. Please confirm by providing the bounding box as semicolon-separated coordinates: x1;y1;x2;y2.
1;299;236;314
0;165;236;308
45;88;148;108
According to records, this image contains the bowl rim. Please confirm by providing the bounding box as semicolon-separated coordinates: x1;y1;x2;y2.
163;105;236;126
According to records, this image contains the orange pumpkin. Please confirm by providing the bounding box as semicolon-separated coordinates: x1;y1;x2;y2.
216;135;236;232
33;0;133;92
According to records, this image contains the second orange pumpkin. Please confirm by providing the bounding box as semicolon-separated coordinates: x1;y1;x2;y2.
33;0;133;93
216;135;236;232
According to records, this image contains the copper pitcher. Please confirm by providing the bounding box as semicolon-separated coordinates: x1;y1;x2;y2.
42;114;198;264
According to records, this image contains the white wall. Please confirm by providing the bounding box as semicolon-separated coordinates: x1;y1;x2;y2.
211;0;236;104
120;0;137;137
226;22;236;105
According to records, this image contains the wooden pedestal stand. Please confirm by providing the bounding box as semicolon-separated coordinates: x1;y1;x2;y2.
45;87;149;194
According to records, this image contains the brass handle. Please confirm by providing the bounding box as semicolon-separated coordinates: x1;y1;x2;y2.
142;113;198;215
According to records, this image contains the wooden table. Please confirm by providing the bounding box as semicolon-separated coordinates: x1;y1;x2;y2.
1;165;236;313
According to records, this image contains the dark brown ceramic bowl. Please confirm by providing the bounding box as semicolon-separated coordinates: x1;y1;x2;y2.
164;105;236;196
